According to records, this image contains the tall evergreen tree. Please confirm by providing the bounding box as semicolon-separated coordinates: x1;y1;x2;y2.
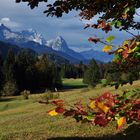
35;54;62;90
15;49;37;91
3;48;16;82
83;59;100;87
0;53;3;94
104;62;121;84
78;61;85;78
2;49;17;95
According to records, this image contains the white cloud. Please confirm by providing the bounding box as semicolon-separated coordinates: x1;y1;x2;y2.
0;17;21;29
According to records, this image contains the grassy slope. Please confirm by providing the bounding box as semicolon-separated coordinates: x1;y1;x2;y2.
0;79;140;140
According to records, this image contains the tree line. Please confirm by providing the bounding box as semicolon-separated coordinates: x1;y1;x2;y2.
0;48;139;96
0;48;62;96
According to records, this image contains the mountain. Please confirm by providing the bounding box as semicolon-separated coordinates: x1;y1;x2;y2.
80;49;114;62
20;29;47;45
0;24;44;44
0;41;71;65
46;36;85;61
0;41;20;58
0;24;86;63
0;41;37;58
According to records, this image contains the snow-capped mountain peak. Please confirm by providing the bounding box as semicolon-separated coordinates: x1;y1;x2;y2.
20;29;46;45
46;36;69;52
0;24;47;45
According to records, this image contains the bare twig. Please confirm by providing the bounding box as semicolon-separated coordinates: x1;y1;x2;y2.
125;30;137;38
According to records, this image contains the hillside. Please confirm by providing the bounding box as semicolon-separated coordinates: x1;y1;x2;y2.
0;41;71;65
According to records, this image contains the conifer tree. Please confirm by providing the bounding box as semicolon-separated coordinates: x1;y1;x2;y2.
15;49;37;91
83;59;100;87
2;49;17;95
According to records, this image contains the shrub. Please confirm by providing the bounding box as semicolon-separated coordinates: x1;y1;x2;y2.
20;90;30;100
39;90;59;104
101;79;108;87
2;81;17;96
44;91;59;100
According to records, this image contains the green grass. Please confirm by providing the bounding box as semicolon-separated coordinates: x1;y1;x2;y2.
62;78;88;89
0;79;140;140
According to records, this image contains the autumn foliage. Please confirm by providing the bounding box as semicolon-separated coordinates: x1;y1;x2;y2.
48;88;140;130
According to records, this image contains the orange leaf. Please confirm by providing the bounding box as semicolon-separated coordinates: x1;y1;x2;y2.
97;102;110;114
122;13;128;20
122;49;129;58
117;117;126;129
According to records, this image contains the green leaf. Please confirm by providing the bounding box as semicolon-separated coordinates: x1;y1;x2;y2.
86;115;94;121
136;52;140;58
124;7;130;14
115;21;122;28
111;21;116;26
113;54;122;62
115;114;120;120
106;36;115;43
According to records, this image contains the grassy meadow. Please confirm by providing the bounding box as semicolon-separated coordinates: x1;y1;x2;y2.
62;78;88;89
0;79;140;140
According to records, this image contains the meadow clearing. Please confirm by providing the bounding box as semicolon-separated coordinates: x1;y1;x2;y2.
0;79;140;140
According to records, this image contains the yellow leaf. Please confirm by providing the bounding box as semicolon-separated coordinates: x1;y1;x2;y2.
117;117;126;129
128;46;138;53
123;40;129;46
89;100;96;109
97;102;110;114
102;45;112;52
117;48;123;53
48;109;58;116
136;42;140;45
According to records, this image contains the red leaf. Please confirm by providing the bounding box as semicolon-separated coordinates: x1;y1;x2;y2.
98;20;106;28
94;114;108;127
103;23;112;33
122;49;129;58
51;100;64;106
137;110;140;120
88;37;100;43
129;41;136;49
55;107;65;114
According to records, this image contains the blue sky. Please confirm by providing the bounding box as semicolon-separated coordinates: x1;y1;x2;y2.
0;0;139;52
